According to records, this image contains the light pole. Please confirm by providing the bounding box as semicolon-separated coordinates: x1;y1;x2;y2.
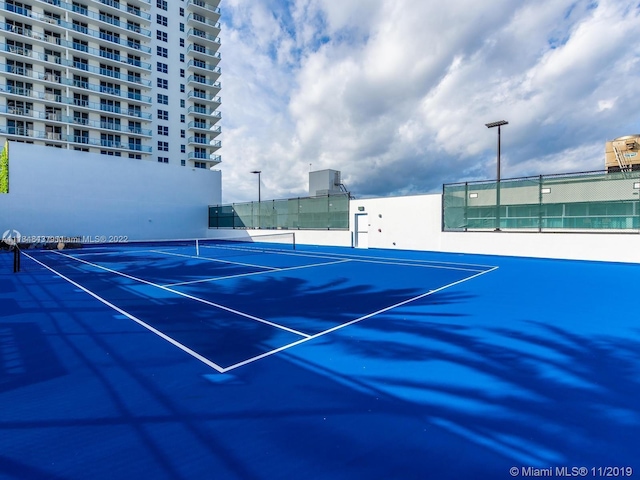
250;170;261;203
485;120;508;231
251;170;261;228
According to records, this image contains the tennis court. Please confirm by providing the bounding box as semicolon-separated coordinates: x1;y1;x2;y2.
1;239;639;479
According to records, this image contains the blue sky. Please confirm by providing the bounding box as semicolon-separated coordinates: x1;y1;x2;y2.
217;0;640;203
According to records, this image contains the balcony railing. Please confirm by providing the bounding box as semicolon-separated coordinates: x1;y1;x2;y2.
187;0;221;16
186;29;221;45
186;44;221;59
60;39;152;70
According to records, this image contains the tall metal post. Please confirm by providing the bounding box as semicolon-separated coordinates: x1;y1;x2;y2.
486;121;508;231
251;170;261;228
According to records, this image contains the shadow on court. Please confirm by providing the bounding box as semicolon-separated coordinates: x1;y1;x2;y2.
1;250;639;479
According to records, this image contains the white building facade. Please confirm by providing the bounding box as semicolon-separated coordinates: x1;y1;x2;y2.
0;0;222;169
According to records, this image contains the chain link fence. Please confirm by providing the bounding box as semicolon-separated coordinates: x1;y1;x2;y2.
443;170;640;232
209;194;350;230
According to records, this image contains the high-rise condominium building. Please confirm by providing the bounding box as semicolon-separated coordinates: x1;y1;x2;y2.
0;0;222;169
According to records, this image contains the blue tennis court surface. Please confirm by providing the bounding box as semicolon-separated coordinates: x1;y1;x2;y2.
1;242;639;479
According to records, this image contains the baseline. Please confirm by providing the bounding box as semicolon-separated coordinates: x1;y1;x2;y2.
23;251;227;373
46;250;311;338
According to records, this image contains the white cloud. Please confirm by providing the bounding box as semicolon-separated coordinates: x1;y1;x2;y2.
217;0;640;203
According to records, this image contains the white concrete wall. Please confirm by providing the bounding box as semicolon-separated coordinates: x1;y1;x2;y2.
347;194;640;263
5;141;637;264
240;193;640;263
0;142;221;241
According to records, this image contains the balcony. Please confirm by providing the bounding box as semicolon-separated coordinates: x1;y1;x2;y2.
187;0;221;20
64;21;152;53
2;43;34;58
186;13;221;36
0;126;33;137
67;135;152;152
186;29;221;48
187;151;210;160
3;63;34;77
61;77;152;104
187;120;217;132
98;0;152;21
187;59;222;77
186;44;221;62
62;0;152;27
1;2;33;19
45;131;64;141
187;136;210;146
0;84;33;97
99;121;152;136
60;39;152;71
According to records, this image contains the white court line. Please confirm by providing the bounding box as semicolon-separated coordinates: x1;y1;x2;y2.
164;259;353;287
49;250;311;338
220;266;499;372
203;244;495;272
150;249;278;271
274;248;499;270
70;248;171;257
322;253;496;270
22;251;227;373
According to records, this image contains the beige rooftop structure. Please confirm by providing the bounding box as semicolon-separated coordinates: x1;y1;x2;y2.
605;135;640;172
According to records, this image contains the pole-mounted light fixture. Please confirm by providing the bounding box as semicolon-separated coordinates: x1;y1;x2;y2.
250;170;261;203
485;120;508;231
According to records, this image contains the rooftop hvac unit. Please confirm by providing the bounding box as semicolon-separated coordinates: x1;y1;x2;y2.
309;169;343;196
605;135;640;173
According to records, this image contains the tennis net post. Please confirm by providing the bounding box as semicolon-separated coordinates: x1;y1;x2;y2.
13;242;20;273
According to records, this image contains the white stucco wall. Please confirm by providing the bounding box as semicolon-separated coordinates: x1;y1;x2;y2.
0;141;221;241
346;194;640;263
3;140;637;264
242;194;640;263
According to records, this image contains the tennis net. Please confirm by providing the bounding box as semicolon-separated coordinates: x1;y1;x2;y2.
1;237;21;272
15;232;296;254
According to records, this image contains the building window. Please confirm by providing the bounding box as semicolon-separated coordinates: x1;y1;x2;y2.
180;68;185;78
72;2;88;15
179;38;184;47
157;30;167;42
180;114;185;123
157;126;169;136
179;8;184;16
157;94;168;104
180;84;185;93
157;0;167;10
157;109;168;120
157;141;169;151
180;145;186;153
157;78;168;89
179;23;184;32
156;14;167;26
156;46;168;57
179;53;185;62
181;159;186;166
157;62;168;73
158;157;169;163
180;99;185;108
180;129;185;138
194;162;207;169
